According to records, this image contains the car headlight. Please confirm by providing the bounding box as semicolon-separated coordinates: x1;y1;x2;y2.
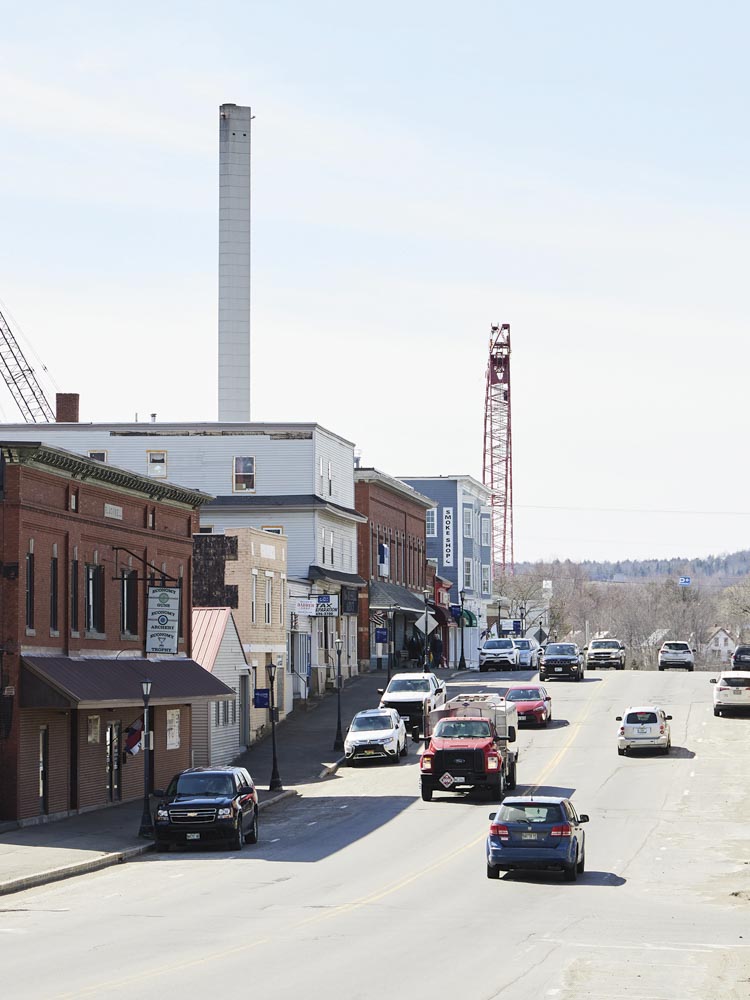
217;807;234;819
421;756;433;771
487;755;500;770
156;808;169;821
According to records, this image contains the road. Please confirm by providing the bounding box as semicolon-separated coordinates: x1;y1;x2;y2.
3;670;750;999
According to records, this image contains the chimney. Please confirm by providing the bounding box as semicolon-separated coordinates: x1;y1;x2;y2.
56;393;79;423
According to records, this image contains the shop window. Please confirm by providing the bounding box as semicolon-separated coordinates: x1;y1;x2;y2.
166;709;181;749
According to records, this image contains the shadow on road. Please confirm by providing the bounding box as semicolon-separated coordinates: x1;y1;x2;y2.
514;784;576;798
501;870;626;887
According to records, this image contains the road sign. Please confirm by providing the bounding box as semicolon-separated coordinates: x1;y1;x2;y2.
374;627;388;643
414;613;438;636
253;688;270;709
679;576;691;586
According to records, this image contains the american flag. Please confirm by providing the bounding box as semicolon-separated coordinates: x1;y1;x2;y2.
369;611;386;628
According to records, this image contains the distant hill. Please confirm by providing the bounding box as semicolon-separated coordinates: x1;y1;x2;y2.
515;550;750;584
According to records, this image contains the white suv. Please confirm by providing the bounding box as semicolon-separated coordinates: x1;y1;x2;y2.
710;671;750;717
478;638;520;672
658;641;695;672
616;705;672;755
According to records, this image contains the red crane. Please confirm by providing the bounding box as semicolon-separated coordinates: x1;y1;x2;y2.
482;323;514;575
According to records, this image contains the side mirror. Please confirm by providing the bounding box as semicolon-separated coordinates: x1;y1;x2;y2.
579;814;589;823
666;715;673;720
377;688;384;695
615;716;622;721
583;646;588;651
152;789;166;798
692;648;697;653
508;725;516;743
710;678;717;684
488;812;497;821
435;686;444;694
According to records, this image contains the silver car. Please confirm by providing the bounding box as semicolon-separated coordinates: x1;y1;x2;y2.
512;637;541;669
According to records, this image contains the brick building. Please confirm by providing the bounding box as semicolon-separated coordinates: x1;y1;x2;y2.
0;441;234;824
353;468;434;670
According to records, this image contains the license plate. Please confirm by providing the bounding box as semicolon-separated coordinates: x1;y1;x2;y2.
517;715;526;721
733;690;742;696
363;748;376;754
186;833;200;840
555;667;563;672
637;727;648;734
521;832;538;840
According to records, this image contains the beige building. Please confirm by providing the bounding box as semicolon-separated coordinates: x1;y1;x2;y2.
193;527;288;745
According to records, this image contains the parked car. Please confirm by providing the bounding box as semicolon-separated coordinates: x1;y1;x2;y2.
344;708;407;764
710;671;750;716
512;637;541;669
658;641;695;671
153;766;259;851
504;684;552;726
378;672;446;733
486;795;589;881
478;638;520;672
730;645;750;669
584;639;626;670
539;643;584;682
616;706;672;755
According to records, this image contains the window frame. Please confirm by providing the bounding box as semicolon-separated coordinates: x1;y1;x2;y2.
463;506;473;539
426;508;437;537
463;558;473;590
146;450;167;478
232;456;256;493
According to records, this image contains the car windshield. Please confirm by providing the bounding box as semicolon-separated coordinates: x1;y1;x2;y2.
720;676;750;687
625;711;658;725
387;679;430;693
513;640;530;649
591;641;618;649
663;642;689;651
483;640;514;649
546;644;575;655
350;714;393;731
172;774;234;797
505;688;542;701
735;647;750;655
496;802;564;824
434;720;491;738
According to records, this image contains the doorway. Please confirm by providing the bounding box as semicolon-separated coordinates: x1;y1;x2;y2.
105;722;121;802
38;725;49;815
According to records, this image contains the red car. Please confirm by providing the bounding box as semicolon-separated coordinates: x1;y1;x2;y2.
504;684;552;727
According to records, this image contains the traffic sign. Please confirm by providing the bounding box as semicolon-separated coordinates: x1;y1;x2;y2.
679;576;691;586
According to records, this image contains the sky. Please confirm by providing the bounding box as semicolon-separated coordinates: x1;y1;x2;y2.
1;1;749;565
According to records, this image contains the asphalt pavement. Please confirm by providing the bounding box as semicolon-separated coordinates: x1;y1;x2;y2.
0;664;457;896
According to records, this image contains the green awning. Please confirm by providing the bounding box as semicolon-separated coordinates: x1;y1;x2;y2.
460;609;478;627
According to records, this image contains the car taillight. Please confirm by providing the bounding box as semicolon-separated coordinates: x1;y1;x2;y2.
420;756;432;771
659;724;665;734
618;726;624;736
550;824;571;837
718;685;730;691
490;823;509;839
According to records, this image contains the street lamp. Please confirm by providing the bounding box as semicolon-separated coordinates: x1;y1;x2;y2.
423;588;431;670
333;636;344;752
459;589;466;671
267;662;283;791
138;678;154;839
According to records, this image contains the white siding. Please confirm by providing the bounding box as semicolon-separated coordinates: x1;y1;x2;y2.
208;630;247;766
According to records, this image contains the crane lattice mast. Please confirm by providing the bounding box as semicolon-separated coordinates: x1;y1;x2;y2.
0;306;55;422
482;323;514;576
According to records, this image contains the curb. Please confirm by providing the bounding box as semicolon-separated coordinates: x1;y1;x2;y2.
0;788;300;898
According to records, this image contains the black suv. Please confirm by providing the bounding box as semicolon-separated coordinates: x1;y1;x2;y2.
539;643;584;682
153;766;259;852
731;645;750;669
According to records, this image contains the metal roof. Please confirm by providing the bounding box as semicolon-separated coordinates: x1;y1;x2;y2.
192;608;246;674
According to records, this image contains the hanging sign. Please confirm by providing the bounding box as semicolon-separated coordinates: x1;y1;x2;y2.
146;586;180;654
443;507;454;566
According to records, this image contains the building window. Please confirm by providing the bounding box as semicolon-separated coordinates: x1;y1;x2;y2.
50;555;59;632
215;702;220;726
222;700;228;725
463;558;473;590
481;517;490;547
71;559;79;632
233;456;255;492
328;530;334;566
166;709;181;749
319;457;324;493
87;716;101;744
328;460;333;496
251;572;257;624
147;450;167;478
88;450;107;463
426;508;437;537
261;526;283;535
345;537;353;570
463;507;473;539
279;582;285;625
85;564;105;633
25;551;35;630
121;569;139;635
69;489;79;512
265;577;272;625
321;527;326;564
482;564;490;594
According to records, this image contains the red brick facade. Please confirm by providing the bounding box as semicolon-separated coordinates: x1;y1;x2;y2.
0;442;209;822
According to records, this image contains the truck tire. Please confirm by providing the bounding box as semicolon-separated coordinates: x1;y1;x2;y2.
489;778;504;801
486;863;500;880
421;783;433;802
506;760;517;790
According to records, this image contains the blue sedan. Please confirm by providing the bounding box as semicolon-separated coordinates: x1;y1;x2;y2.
486;795;589;881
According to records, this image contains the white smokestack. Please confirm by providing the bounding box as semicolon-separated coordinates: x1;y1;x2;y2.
218;103;252;422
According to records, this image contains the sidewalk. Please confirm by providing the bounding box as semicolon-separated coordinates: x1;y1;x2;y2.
0;666;456;896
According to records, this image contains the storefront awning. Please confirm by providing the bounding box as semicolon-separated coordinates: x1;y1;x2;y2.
450;607;478;627
21;656;235;710
430;604;456;628
369;581;426;615
308;566;367;588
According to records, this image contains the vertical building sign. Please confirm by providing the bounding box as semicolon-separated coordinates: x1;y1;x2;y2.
442;507;454;567
146;587;180;654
